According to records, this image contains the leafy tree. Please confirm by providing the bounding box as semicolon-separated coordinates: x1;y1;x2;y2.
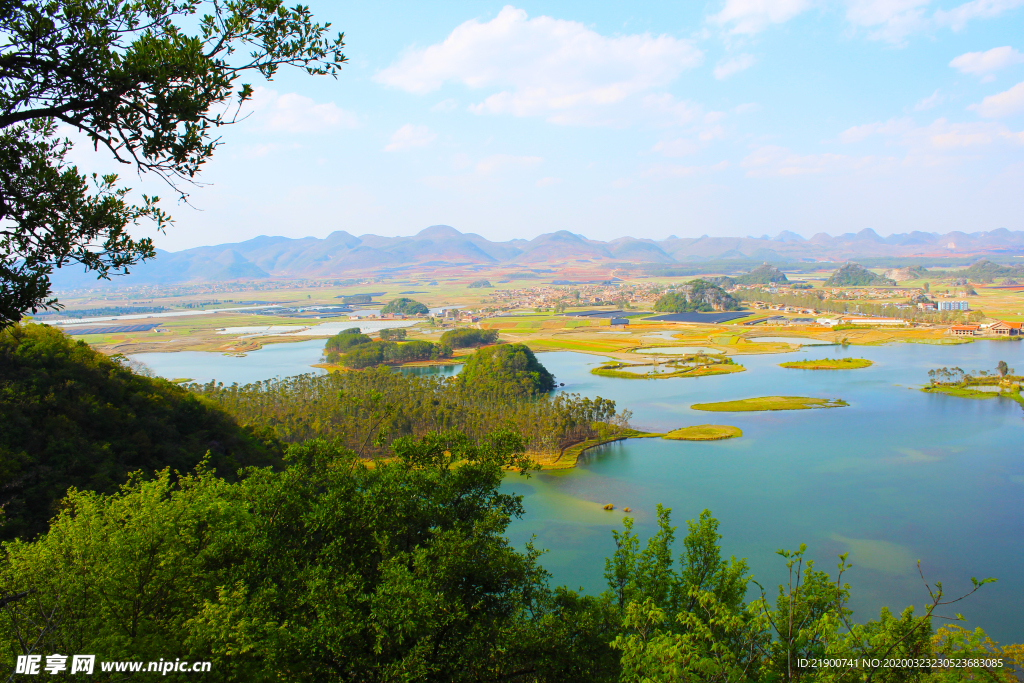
439;327;499;348
0;323;281;540
381;297;429;316
324;331;371;362
379;327;407;340
0;0;346;325
458;343;556;395
997;360;1008;377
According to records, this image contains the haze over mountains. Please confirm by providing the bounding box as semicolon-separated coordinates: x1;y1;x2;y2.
53;225;1024;287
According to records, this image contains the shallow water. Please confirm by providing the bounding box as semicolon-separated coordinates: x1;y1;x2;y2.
131;339;328;385
505;341;1024;643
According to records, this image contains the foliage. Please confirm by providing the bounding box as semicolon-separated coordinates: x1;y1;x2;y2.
439;328;499;348
957;259;1023;283
824;263;896;287
468;279;493;288
381;297;429;316
189;364;623;457
458;343;556;395
0;450;1009;682
323;331;371;362
0;324;281;540
0;0;346;324
340;339;450;369
379;327;407;341
654;280;739;313
0;431;620;682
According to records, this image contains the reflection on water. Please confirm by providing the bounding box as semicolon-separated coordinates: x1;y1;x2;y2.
398;364;462;377
504;342;1024;643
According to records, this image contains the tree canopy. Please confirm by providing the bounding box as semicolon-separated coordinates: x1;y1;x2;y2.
381;298;429;316
0;0;346;325
458;343;556;395
440;328;499;348
824;263;895;287
0;324;281;540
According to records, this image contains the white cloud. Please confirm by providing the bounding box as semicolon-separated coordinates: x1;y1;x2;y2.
970;80;1024;117
734;102;761;114
950;46;1024;77
934;0;1024;30
536;177;562;187
475;154;543;174
844;0;930;44
375;6;703;125
384;124;437;152
838;117;1022;155
839;117;914;143
714;54;757;79
709;0;815;35
914;90;944;111
741;146;888;176
247;87;358;133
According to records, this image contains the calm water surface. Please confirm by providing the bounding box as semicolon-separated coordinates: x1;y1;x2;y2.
131;339;328;384
504;342;1024;643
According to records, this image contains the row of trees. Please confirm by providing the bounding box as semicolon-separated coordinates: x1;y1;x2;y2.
439;328;499;348
2;430;1014;682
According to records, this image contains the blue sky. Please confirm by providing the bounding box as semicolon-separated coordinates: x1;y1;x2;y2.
86;0;1024;250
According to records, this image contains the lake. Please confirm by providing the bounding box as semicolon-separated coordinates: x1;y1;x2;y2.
503;342;1024;644
132;336;1024;642
131;339;328;384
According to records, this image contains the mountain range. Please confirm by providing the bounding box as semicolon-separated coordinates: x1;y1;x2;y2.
51;225;1024;287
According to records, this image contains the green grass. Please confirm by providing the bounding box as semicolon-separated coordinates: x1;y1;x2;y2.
779;358;873;370
692;396;848;412
663;424;742;440
590;360;745;379
921;385;1003;400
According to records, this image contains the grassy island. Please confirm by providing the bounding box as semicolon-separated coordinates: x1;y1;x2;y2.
779;358;873;370
663;425;742;441
692;396;848;412
592;356;745;379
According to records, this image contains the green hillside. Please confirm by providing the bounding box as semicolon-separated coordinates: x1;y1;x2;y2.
0;324;281;540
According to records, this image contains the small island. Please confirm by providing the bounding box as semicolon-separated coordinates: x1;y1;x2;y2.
663;425;742;440
692;396;848;412
779;358;873;370
592;354;744;379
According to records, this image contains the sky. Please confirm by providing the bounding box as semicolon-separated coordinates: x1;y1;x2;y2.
75;0;1024;250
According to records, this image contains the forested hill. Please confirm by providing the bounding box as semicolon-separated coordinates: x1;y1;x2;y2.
0;324;282;540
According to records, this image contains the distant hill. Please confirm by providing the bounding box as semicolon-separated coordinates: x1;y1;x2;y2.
825;263;895;287
958;259;1024;282
48;225;1024;288
735;264;789;285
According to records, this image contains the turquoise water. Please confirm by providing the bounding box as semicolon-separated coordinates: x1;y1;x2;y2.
130;340;328;384
132;336;1024;642
503;342;1024;643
